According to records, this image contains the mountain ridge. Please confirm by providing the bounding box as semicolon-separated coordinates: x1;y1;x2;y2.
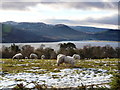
1;21;120;43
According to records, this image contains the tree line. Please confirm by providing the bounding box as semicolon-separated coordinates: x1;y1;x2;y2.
1;43;120;59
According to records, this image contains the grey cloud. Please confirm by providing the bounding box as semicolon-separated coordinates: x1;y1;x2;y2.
74;2;117;10
84;14;118;25
42;2;118;10
46;19;76;24
1;1;118;10
47;14;118;25
1;2;39;10
2;0;59;2
1;0;60;10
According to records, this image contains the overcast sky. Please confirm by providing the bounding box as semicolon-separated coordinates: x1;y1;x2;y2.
0;0;119;29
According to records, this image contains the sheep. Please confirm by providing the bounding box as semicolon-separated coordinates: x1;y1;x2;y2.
41;55;45;60
30;53;38;59
64;56;75;66
57;54;66;66
25;57;28;59
12;53;23;60
57;54;75;66
73;54;80;60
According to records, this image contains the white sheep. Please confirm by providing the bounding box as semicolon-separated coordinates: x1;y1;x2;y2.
41;55;45;60
12;53;23;60
30;53;38;59
64;56;75;66
25;57;28;59
57;54;75;66
73;54;80;60
57;54;66;66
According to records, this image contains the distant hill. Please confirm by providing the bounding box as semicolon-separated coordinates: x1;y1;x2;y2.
93;30;120;41
1;21;120;43
70;26;109;34
2;24;56;43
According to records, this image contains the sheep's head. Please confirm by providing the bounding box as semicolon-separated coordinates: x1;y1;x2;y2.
73;54;80;60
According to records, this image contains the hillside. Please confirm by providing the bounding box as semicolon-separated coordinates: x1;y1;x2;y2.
1;21;120;43
70;26;109;34
2;24;56;43
93;30;120;41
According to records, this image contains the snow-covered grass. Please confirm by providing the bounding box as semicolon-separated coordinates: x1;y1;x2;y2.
0;58;119;89
0;68;112;89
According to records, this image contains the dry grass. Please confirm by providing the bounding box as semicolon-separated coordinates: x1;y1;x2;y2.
1;58;120;74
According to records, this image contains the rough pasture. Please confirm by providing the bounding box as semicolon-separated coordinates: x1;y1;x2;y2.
1;58;119;74
0;58;120;89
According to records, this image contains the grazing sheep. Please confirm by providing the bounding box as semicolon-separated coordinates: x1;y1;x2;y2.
73;54;80;60
57;54;66;66
30;53;38;59
12;53;23;60
64;56;75;66
57;54;75;66
41;55;45;60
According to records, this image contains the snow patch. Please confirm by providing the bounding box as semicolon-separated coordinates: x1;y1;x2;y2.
0;68;112;89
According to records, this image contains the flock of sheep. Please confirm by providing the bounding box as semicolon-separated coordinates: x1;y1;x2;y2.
12;53;45;60
12;53;80;66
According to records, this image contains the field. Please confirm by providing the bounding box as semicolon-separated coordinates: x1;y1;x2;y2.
0;58;120;89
